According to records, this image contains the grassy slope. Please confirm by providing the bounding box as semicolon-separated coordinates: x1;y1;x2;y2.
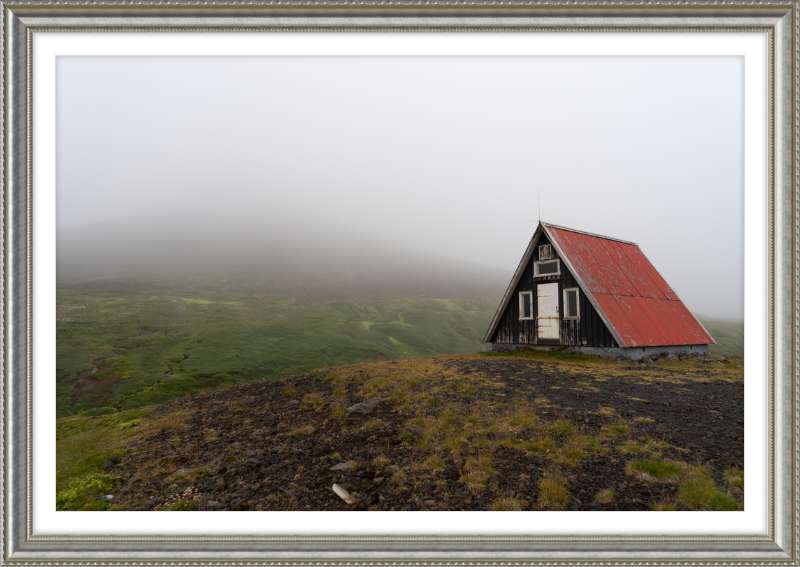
56;407;155;497
57;290;499;418
57;286;743;419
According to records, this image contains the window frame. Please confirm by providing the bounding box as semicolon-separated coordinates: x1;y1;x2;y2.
563;287;580;319
538;244;552;260
533;259;561;277
518;291;534;320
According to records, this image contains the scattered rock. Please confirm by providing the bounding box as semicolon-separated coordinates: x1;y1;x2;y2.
126;474;141;487
330;462;352;471
346;398;383;415
109;455;119;464
166;468;192;480
101;461;114;471
373;477;385;486
332;483;358;504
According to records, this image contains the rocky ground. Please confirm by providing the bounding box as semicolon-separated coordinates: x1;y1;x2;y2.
102;352;744;511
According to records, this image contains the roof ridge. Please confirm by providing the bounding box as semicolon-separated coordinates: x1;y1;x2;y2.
542;222;639;246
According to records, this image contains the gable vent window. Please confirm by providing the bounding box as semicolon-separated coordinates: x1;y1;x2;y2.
563;288;580;319
534;259;560;277
519;291;534;320
539;244;552;260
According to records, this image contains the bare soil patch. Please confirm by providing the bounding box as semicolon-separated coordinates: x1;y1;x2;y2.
70;362;125;408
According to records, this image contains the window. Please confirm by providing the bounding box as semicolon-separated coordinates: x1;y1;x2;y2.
563;288;580;318
519;291;534;320
538;244;552;260
534;259;560;277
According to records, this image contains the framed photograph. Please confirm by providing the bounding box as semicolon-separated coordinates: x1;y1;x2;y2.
3;0;795;564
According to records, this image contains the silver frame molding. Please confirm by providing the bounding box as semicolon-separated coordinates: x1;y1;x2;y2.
2;2;796;564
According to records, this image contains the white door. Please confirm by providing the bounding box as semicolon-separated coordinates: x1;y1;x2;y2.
537;283;560;340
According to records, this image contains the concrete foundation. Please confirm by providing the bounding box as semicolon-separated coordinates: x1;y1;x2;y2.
575;344;708;360
492;343;552;352
491;343;708;360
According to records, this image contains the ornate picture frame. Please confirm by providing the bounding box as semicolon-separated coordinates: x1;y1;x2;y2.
3;1;795;563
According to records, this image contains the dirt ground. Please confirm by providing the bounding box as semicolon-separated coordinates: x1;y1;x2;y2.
104;353;744;512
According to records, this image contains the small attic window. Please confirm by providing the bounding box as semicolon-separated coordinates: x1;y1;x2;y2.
539;244;552;260
534;259;560;277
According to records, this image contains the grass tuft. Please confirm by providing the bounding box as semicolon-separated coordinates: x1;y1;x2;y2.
300;393;324;411
288;425;315;436
424;454;445;470
593;488;615;504
460;455;495;493
330;402;346;419
725;468;744;492
522;437;554;455
372;455;390;467
491;496;522;511
548;420;574;434
538;469;570;509
678;470;740;511
628;459;683;480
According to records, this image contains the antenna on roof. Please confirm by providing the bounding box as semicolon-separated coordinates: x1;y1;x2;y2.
526;191;542;225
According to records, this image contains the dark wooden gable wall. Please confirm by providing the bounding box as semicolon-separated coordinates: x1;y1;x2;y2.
490;232;618;348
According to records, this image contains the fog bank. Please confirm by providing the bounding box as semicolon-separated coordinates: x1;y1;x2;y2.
57;208;510;300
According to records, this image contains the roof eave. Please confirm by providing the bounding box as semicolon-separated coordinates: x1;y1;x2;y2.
482;224;545;343
541;222;639;247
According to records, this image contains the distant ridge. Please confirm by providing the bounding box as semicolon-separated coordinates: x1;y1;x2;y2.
57;210;508;300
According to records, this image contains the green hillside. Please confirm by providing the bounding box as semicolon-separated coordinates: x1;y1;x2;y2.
57;289;499;418
697;317;744;357
57;285;743;421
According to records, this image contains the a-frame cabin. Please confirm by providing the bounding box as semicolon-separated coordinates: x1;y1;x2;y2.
483;222;714;359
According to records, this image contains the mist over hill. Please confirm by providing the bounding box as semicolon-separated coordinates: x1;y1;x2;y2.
57;208;509;299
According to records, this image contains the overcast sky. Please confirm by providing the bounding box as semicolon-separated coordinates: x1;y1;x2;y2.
57;56;744;319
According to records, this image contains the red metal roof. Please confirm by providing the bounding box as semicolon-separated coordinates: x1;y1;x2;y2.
545;224;714;348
